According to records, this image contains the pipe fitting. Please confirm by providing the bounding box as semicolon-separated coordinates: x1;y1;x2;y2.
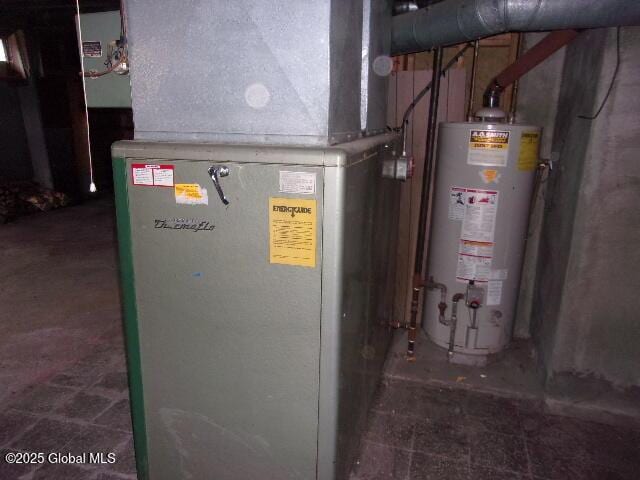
483;80;503;108
426;277;448;325
437;302;448;324
482;29;580;109
447;293;466;358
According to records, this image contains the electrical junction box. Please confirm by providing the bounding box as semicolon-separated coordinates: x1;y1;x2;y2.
112;134;401;480
79;11;131;108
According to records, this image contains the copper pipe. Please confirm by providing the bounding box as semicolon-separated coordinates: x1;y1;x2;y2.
426;277;448;325
406;47;444;361
484;29;580;108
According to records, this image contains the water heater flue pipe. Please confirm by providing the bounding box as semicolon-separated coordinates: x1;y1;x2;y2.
390;0;640;55
484;29;579;108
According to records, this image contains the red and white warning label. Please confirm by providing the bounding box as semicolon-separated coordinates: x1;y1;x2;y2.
460;189;499;243
456;240;494;283
132;164;174;187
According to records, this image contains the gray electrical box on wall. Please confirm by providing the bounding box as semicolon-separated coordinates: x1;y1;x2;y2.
112;135;401;479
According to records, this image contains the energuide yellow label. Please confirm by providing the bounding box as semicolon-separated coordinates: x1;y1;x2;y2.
269;197;317;268
518;131;540;171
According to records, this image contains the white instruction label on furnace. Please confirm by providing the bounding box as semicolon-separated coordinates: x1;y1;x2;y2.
448;187;467;220
279;171;316;195
486;280;503;306
153;167;174;187
460;189;499;243
489;269;508;280
131;164;174;187
456;254;492;283
131;164;153;186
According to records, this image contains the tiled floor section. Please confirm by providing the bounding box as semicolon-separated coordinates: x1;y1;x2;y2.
351;378;640;480
0;199;135;479
0;332;135;480
4;201;640;480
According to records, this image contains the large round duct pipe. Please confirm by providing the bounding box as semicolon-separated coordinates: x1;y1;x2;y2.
391;0;640;55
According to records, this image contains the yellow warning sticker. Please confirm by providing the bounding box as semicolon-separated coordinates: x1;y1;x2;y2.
175;184;208;205
468;130;510;167
518;131;540;171
269;197;317;268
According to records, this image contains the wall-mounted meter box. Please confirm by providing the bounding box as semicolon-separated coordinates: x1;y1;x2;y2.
112;134;401;479
79;11;131;108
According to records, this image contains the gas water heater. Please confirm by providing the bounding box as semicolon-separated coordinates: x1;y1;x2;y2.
423;119;541;365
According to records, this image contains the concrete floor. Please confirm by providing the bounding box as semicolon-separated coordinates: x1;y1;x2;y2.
350;332;640;479
385;332;543;401
352;376;640;480
1;200;639;480
0;199;135;480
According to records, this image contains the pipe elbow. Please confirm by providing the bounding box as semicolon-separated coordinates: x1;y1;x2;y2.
483;79;504;108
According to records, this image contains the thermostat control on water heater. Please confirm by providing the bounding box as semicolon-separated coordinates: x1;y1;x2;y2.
465;282;484;309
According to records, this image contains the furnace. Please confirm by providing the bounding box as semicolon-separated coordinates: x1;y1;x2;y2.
112;1;402;479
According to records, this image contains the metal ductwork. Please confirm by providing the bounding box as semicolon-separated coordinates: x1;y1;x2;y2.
391;0;640;55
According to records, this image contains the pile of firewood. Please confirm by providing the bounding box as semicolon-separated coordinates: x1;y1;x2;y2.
0;181;70;223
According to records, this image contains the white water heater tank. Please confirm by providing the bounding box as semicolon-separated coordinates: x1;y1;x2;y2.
423;121;541;365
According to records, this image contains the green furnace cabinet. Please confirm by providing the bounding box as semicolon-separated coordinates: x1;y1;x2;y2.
112;134;401;480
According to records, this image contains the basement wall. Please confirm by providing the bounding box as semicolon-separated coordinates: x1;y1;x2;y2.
0;83;32;181
523;27;640;408
514;32;567;339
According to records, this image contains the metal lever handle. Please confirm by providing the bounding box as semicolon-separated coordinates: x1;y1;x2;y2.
208;166;230;205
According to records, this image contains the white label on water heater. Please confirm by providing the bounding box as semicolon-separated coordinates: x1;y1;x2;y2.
448;187;467;220
468;129;510;167
279;171;316;195
459;240;494;257
460;189;499;243
489;269;508;280
456;254;492;283
486;280;503;306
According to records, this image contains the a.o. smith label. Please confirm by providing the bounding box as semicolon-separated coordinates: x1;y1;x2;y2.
269;197;316;268
468;129;510;167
